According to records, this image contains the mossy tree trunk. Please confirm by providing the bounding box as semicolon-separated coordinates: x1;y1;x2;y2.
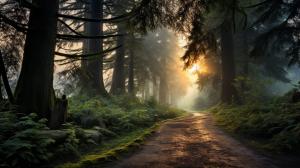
14;0;59;119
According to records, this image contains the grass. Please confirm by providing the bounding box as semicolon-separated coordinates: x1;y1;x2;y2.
57;128;154;168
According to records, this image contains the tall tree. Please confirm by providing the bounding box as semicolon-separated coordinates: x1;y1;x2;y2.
14;0;59;118
159;56;168;104
81;0;108;96
110;25;126;95
220;18;236;103
128;49;135;95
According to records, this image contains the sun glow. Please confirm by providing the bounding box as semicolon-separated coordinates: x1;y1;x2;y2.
188;62;208;74
188;64;200;75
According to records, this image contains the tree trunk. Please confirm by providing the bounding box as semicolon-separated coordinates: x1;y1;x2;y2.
81;0;108;96
145;81;151;100
0;51;14;103
241;32;249;92
152;74;157;101
220;19;236;104
159;77;168;104
14;0;59;119
128;50;134;96
110;25;126;95
159;57;168;104
0;77;3;101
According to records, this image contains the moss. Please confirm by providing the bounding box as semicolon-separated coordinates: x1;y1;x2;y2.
57;114;188;168
56;123;160;168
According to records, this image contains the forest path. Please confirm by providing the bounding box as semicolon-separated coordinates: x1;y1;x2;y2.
107;113;277;168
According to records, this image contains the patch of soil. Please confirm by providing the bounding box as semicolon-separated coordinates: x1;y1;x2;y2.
107;113;278;168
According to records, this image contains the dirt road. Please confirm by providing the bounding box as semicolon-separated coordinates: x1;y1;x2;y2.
109;113;277;168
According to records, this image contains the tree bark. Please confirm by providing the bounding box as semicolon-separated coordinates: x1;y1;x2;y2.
152;74;157;101
0;51;14;103
159;57;168;104
110;25;126;95
220;18;237;104
145;80;150;100
81;0;108;96
0;77;3;101
14;0;59;119
239;31;249;99
128;50;135;96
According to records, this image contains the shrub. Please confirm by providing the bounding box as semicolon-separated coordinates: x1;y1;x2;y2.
68;95;184;134
211;103;300;153
0;113;55;168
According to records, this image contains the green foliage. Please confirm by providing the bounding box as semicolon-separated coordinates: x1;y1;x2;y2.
0;112;17;140
58;125;160;168
56;95;185;168
68;95;184;134
0;95;184;167
233;76;273;104
211;102;300;153
55;127;80;158
0;113;55;168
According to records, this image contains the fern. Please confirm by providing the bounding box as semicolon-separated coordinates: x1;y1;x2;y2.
0;113;55;167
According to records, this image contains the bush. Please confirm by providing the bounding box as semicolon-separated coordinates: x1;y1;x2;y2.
68;95;184;134
0;95;185;167
0;113;55;168
211;103;300;153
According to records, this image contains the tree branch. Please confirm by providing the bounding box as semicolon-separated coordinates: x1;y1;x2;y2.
56;33;125;40
55;45;121;59
241;0;271;9
0;13;28;33
57;12;133;23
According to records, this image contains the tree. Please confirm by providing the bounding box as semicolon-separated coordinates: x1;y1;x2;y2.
14;0;59;119
220;18;237;103
110;24;126;95
128;45;135;96
81;0;108;96
250;0;299;67
159;55;168;104
0;0;135;122
175;0;240;104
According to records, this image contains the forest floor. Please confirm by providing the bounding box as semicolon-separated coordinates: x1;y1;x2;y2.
104;113;280;168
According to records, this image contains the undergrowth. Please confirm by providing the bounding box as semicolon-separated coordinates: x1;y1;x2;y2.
68;95;184;133
57;125;159;168
211;102;300;153
0;95;185;167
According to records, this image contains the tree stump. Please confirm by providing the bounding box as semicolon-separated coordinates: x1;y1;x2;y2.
50;95;68;129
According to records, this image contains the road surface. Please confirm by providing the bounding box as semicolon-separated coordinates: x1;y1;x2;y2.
108;113;277;168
